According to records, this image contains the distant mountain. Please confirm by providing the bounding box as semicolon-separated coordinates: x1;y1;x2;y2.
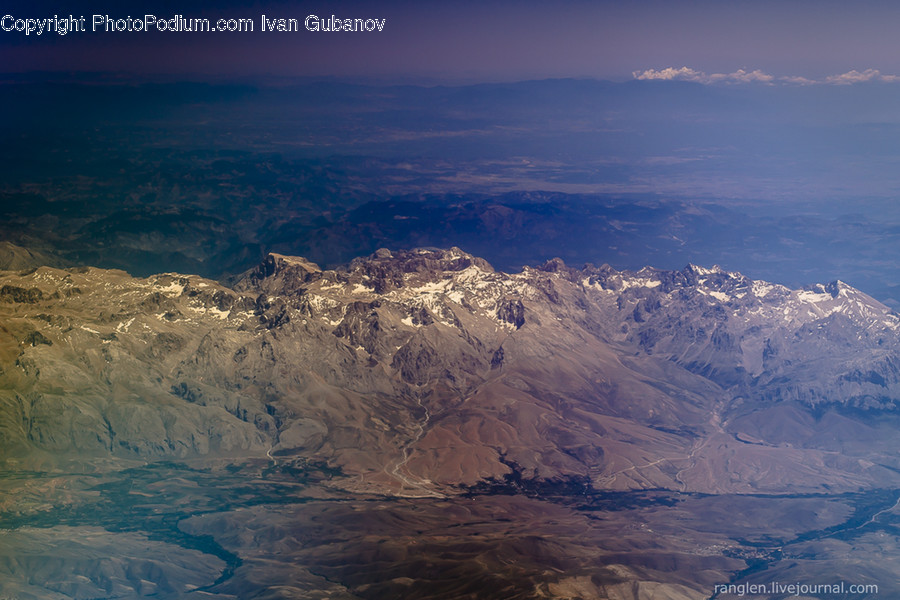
0;241;67;271
5;77;900;306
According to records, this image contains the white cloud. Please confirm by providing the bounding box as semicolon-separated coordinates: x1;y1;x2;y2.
633;66;900;86
779;75;818;86
825;69;900;85
826;69;880;84
632;67;774;85
632;67;706;82
709;69;774;84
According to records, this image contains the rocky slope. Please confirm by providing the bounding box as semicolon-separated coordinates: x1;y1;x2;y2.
7;247;900;600
4;248;900;497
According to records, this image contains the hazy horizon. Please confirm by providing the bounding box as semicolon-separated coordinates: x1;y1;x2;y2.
5;0;900;82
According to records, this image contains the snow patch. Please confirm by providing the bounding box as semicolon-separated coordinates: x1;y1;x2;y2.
453;265;484;283
796;290;832;303
156;282;184;297
619;278;661;290
752;281;776;298
207;307;230;320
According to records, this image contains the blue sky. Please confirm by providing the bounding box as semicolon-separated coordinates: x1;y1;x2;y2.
5;0;900;83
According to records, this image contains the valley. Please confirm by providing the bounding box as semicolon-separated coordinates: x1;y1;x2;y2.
4;461;899;599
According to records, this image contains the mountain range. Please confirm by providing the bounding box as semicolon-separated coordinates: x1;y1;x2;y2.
2;247;900;598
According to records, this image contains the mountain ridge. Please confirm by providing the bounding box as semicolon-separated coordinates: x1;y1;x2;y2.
4;247;900;497
7;247;900;599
